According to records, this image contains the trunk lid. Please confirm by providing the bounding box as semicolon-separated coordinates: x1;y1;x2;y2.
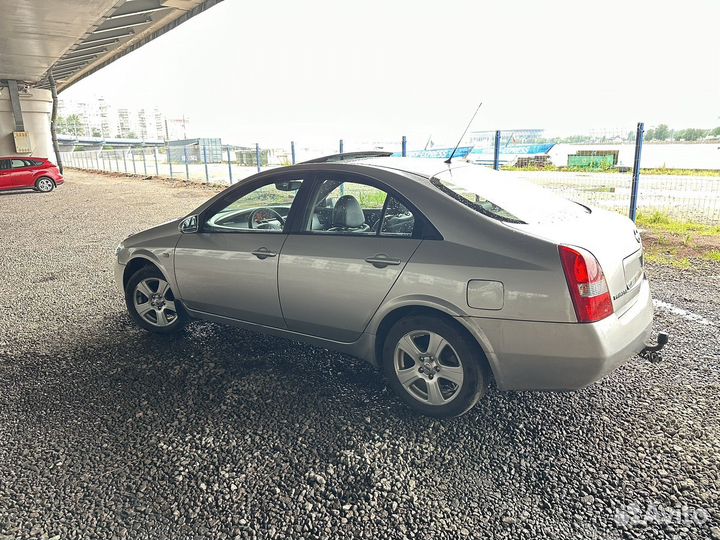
511;207;644;314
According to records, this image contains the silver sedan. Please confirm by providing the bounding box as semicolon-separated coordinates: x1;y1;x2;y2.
115;153;660;417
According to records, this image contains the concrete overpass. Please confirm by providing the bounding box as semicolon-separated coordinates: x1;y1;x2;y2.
0;0;223;163
57;134;166;151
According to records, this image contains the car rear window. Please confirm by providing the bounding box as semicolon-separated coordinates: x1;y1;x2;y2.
431;165;588;225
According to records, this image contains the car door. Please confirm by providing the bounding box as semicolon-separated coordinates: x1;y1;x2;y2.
9;159;34;188
0;159;11;189
173;173;309;328
278;173;423;342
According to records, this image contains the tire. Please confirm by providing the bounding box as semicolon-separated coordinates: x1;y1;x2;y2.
35;177;55;193
382;315;487;418
125;266;187;334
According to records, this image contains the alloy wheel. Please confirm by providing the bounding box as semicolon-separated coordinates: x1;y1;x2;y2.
37;178;54;192
133;277;178;327
393;330;464;406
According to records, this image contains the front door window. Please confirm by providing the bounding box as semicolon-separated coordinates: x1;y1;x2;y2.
204;177;304;232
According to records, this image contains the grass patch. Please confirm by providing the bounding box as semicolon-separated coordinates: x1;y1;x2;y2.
702;250;720;262
640;168;720;177
638;211;720;269
580;185;616;193
503;166;720;176
644;251;693;270
636;210;720;236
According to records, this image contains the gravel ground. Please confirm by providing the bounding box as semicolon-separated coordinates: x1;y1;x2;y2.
0;171;718;540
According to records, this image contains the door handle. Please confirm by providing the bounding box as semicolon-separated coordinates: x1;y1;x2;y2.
364;254;402;268
252;247;277;260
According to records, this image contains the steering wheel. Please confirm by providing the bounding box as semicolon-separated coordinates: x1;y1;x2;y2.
248;207;285;230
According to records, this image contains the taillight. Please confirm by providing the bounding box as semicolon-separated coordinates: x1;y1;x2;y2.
558;245;614;323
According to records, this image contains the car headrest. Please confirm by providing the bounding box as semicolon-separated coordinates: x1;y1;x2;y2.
332;195;365;228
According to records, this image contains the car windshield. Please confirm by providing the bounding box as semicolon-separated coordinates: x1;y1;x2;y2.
431;165;588;225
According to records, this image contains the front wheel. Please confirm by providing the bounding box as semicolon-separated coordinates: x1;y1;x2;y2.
382;315;487;418
125;266;187;333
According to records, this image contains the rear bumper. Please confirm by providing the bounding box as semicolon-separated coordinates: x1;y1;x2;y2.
463;278;654;391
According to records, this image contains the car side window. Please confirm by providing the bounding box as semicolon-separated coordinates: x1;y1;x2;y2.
380;196;416;237
0;160;9;171
10;159;26;169
203;177;304;233
305;177;417;238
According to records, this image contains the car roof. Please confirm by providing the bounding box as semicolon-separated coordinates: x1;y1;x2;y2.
0;156;46;161
307;156;497;182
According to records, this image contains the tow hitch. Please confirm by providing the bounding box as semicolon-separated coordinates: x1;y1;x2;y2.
639;332;669;364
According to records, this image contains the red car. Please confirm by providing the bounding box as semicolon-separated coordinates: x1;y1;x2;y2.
0;156;64;193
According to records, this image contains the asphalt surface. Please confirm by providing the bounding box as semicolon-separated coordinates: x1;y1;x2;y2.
0;171;718;540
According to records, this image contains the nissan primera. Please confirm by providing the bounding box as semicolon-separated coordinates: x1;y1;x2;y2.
115;153;657;417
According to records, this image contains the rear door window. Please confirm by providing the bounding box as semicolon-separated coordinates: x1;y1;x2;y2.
304;177;418;238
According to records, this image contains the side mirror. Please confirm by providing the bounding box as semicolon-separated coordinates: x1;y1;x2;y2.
179;215;198;234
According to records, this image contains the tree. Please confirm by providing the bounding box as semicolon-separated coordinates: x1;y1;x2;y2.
711;126;720;137
644;128;655;141
674;128;708;141
654;124;670;141
91;128;102;138
55;114;85;137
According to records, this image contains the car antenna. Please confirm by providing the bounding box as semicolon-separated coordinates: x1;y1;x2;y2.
445;102;482;164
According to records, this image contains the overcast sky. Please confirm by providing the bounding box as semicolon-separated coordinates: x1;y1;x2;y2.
63;0;720;147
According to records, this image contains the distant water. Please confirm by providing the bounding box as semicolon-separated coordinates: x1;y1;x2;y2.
550;143;720;169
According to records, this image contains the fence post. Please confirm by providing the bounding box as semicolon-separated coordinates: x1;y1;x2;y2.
141;149;147;176
291;141;296;165
131;149;137;174
154;147;159;176
183;146;189;180
168;145;173;178
100;151;105;171
493;130;501;170
401;135;407;157
255;143;261;173
114;151;119;172
122;150;127;173
629;122;645;222
339;139;344;157
203;145;209;183
226;146;233;184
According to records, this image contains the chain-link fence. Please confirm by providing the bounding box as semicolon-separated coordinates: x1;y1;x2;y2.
59;126;720;224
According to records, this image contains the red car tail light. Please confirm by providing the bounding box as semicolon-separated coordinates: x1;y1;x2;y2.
558;245;614;323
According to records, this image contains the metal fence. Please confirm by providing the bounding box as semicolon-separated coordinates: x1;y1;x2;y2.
59;124;720;224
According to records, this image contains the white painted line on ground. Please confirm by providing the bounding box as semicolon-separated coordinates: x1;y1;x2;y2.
653;299;715;325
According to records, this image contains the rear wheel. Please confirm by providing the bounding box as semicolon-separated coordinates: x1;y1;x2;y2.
125;266;187;334
35;177;55;193
382;315;487;418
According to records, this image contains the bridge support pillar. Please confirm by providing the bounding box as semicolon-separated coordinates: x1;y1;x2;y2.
0;84;53;161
